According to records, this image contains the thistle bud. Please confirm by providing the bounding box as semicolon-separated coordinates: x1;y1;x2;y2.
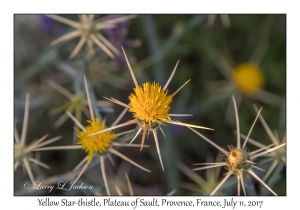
227;149;252;174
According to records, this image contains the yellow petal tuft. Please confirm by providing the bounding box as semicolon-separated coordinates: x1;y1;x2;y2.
233;63;265;94
129;82;172;125
77;118;115;163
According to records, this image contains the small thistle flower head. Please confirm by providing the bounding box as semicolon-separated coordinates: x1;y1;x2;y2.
14;143;31;161
77;118;116;163
79;18;94;36
128;82;172;126
227;148;252;174
14;144;23;158
233;63;265;94
46;15;137;59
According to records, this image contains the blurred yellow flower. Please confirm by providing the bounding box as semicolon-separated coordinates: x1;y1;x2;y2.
233;63;265;94
206;39;283;124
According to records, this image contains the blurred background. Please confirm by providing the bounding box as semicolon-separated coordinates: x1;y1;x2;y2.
14;14;286;196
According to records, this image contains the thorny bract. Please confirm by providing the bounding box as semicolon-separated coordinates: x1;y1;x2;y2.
14;94;62;183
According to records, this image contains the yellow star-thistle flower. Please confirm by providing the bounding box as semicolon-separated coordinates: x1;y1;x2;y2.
233;63;265;94
129;82;172;125
90;47;213;171
77;118;116;163
35;75;150;196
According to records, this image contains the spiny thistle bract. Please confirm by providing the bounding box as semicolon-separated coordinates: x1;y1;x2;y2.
188;96;286;195
14;94;62;183
35;75;150;195
46;14;137;59
177;153;236;195
244;104;286;181
89;46;213;171
46;79;113;144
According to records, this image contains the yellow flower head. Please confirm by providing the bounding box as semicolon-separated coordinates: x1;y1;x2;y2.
128;82;172;125
233;63;265;94
77;118;116;163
